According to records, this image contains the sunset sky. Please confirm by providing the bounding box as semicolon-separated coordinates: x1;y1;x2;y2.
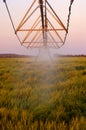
0;0;86;55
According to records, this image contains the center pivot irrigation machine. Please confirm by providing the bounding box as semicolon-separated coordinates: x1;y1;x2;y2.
3;0;74;49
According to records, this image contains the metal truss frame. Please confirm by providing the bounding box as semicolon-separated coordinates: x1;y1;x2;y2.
15;0;67;48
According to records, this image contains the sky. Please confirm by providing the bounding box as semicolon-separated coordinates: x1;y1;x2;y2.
0;0;86;55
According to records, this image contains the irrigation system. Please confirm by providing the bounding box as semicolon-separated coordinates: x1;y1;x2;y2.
3;0;74;49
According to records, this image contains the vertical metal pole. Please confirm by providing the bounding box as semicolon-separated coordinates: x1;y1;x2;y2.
39;0;44;38
39;0;48;47
44;0;47;47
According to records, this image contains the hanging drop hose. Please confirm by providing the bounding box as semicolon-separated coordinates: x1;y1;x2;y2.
3;0;22;45
64;0;74;43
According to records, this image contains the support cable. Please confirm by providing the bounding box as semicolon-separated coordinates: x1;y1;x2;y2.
3;0;22;45
3;0;15;32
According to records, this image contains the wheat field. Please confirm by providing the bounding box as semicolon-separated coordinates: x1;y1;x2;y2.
0;56;86;130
